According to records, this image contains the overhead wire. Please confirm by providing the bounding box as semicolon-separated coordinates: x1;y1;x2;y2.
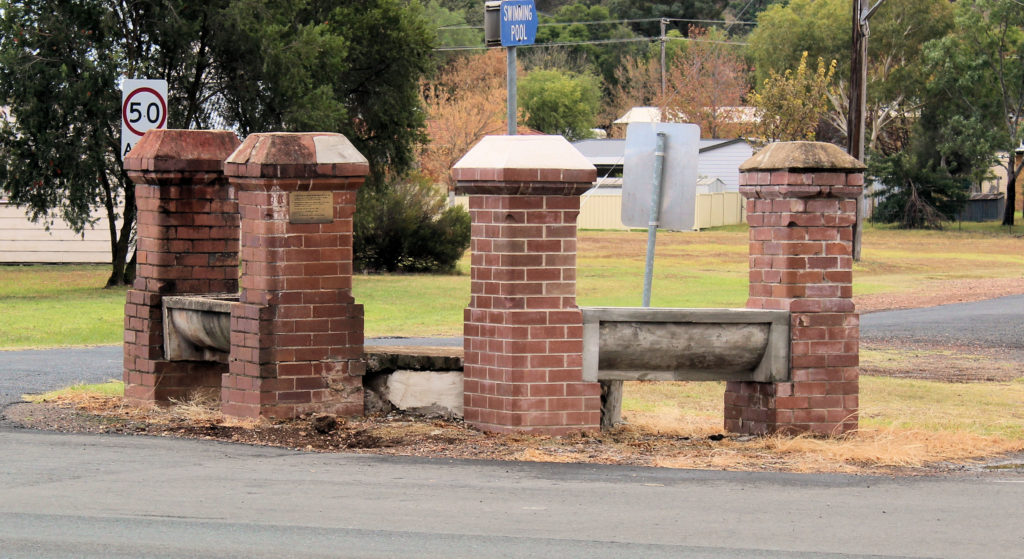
434;34;748;52
435;14;753;50
437;17;757;31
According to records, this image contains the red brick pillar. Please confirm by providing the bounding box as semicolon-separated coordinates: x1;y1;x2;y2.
123;129;241;404
453;135;601;434
222;133;368;419
725;142;866;435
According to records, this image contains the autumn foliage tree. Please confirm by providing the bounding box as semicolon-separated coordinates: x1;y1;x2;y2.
750;52;838;142
607;28;750;139
418;50;508;191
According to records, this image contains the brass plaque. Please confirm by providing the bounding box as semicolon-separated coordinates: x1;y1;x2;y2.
289;192;333;224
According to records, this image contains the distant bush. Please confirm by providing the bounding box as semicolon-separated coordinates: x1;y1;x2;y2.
354;174;470;273
870;151;970;229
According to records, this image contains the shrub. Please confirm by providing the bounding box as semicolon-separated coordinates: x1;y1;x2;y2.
870;150;970;229
354;174;470;273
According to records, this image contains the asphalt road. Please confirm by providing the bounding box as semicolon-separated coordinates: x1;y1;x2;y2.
0;345;123;409
859;294;1024;348
1;428;1022;558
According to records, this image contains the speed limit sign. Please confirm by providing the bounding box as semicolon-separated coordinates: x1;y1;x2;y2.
121;79;168;159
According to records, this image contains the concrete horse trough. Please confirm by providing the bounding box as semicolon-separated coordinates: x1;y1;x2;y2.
158;297;790;425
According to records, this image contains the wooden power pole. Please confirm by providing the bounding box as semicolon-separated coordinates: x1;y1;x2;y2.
849;0;883;262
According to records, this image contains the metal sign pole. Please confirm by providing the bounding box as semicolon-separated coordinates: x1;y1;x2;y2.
507;46;517;135
642;132;667;307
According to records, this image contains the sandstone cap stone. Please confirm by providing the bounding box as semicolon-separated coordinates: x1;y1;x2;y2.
739;141;865;172
124;129;241;172
452;135;596;185
224;132;369;179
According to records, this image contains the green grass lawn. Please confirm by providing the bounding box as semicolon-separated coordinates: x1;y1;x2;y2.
2;220;1022;349
0;265;129;348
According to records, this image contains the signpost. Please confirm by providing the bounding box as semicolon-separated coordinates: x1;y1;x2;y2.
621;122;701;306
486;0;537;135
121;79;168;159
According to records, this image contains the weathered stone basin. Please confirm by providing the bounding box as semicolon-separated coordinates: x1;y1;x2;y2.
582;307;790;383
162;294;239;363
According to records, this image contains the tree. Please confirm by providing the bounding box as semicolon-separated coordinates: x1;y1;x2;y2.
0;0;436;285
919;0;1024;225
531;3;643;88
418;50;508;191
745;0;848;84
0;0;222;286
747;0;954;153
661;27;750;138
608;27;750;139
870;149;970;229
604;0;729;37
211;0;435;178
518;69;602;141
726;0;777;21
427;0;482;48
749;52;837;142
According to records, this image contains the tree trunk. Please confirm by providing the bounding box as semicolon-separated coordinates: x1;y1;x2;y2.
1003;156;1021;226
102;172;138;287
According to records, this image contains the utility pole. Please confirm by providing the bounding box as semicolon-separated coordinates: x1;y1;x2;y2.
660;18;668;98
849;0;883;261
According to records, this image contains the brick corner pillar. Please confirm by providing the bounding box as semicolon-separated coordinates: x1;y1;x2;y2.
123;129;242;405
453;135;602;435
222;132;368;420
725;141;866;436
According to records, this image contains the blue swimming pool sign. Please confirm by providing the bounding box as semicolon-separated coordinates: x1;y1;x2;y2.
500;0;538;46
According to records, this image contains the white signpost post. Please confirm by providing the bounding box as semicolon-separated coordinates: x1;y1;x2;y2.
121;79;168;159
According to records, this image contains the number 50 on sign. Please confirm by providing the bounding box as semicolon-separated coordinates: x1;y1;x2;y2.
121;79;168;159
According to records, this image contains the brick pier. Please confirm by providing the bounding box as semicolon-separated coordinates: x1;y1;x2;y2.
725;141;865;435
221;132;369;419
453;135;602;434
122;129;241;404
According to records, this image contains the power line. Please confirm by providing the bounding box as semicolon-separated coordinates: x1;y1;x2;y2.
437;16;757;32
664;17;756;26
433;45;488;51
666;36;749;47
437;18;660;31
433;34;748;52
434;36;655;51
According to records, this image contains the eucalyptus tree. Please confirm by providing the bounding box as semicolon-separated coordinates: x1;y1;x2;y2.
0;0;435;285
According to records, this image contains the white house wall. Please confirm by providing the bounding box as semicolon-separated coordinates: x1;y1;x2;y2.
0;202;115;263
698;141;753;191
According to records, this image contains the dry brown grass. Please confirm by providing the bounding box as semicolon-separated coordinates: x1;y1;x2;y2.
620;379;1024;473
13;389;1024;475
31;387;261;429
14;375;1024;475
